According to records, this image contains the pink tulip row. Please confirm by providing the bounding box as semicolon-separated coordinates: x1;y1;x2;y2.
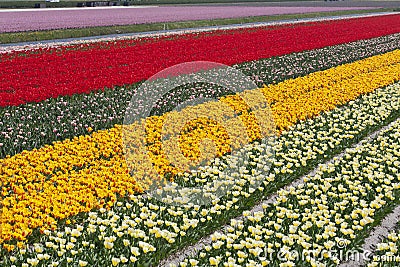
0;6;368;33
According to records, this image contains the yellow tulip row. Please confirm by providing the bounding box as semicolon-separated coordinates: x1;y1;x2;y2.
1;49;400;246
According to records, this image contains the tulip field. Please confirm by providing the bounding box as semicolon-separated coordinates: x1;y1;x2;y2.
1;12;400;267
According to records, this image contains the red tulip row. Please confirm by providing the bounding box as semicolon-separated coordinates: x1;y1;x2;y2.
1;14;400;107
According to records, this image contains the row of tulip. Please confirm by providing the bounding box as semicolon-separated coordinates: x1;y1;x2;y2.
1;81;400;266
2;33;400;158
1;49;400;247
178;111;400;267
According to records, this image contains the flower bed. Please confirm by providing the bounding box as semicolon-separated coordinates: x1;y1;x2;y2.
1;14;400;106
2;15;400;267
